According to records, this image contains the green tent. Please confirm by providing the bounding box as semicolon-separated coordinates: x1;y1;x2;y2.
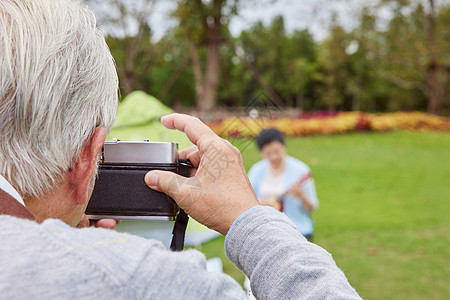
109;91;219;246
108;90;191;148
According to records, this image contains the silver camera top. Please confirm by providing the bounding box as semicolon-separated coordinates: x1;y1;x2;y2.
102;140;178;164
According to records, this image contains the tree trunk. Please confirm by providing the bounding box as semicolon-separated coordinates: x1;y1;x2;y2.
121;21;148;95
427;64;440;114
426;0;441;114
186;34;204;108
200;42;221;111
296;89;304;114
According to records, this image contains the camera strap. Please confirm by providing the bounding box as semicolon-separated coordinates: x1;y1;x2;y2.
170;159;192;251
170;209;189;251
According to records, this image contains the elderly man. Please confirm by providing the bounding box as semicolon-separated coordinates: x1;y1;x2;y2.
0;0;361;299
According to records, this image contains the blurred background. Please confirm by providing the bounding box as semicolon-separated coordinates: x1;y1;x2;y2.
84;0;450;299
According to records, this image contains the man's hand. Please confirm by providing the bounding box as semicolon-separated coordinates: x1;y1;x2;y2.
144;113;259;235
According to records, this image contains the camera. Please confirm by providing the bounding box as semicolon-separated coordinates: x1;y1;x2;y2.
86;140;192;221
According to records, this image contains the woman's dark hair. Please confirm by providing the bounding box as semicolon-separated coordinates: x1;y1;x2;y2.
256;128;285;151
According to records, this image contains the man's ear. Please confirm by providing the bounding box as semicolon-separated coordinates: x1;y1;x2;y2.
69;127;107;205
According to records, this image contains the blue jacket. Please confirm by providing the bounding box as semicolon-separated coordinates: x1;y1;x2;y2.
248;156;319;235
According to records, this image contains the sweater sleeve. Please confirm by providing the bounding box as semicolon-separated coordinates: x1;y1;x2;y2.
130;247;248;299
225;206;361;300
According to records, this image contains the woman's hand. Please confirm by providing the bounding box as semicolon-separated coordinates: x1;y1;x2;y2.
287;181;306;199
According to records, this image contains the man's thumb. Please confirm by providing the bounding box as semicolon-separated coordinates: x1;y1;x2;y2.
145;170;179;199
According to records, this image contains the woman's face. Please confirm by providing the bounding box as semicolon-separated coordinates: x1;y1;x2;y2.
261;140;286;169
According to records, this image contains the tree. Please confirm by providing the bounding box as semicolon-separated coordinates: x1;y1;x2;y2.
286;29;318;110
235;20;285;108
84;0;159;95
436;5;450;114
316;16;351;111
149;31;196;108
380;0;450;114
347;7;390;112
173;0;238;111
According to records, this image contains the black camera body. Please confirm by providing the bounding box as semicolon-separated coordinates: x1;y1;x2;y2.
86;141;191;221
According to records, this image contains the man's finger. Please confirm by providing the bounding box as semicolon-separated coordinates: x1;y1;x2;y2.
94;219;120;229
179;146;200;167
161;114;216;148
179;145;198;160
145;170;184;201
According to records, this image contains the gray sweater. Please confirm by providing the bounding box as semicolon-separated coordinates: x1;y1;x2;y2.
0;206;361;299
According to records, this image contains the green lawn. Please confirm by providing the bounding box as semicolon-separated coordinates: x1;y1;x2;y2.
194;131;450;300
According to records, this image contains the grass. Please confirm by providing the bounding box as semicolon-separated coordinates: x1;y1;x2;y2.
194;130;450;300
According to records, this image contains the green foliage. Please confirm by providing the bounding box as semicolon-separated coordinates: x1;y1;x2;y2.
238;17;319;107
105;30;154;96
93;0;450;114
148;32;197;107
196;131;450;299
347;8;390;111
316;18;350;111
382;2;428;110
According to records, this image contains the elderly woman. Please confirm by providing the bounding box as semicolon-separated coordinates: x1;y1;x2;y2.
248;128;319;241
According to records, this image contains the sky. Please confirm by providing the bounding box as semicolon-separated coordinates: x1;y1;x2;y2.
145;0;376;42
228;0;363;40
87;0;392;41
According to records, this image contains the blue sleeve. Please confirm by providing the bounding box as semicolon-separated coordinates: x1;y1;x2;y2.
247;162;264;198
302;178;319;210
287;157;319;210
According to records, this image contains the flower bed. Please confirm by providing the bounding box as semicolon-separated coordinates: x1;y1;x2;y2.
206;112;450;138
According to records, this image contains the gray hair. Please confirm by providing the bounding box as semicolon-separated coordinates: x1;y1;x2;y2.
0;0;118;199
